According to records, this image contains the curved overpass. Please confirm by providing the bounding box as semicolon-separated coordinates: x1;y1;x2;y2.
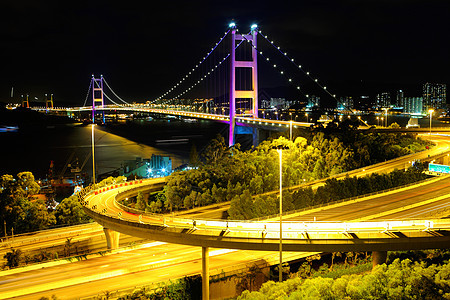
81;176;450;253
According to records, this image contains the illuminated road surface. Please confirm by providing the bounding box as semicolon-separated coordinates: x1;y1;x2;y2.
0;242;305;299
284;175;450;222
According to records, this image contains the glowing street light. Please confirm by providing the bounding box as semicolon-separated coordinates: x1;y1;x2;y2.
429;109;434;135
384;108;388;127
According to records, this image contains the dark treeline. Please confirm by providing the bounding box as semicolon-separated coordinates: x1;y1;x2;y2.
229;167;427;220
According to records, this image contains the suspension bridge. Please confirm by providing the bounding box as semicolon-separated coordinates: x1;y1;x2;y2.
33;23;359;146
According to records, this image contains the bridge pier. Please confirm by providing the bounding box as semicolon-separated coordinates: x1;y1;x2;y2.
202;246;210;300
372;251;387;268
103;227;120;250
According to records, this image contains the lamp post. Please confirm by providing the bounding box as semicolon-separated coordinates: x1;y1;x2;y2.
277;148;283;282
91;124;96;185
384;108;388;127
273;145;288;282
429;109;434;135
289;121;293;141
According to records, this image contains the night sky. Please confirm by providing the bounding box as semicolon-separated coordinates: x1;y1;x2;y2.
1;0;449;105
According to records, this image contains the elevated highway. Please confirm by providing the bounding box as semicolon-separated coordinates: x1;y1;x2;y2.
82;176;450;253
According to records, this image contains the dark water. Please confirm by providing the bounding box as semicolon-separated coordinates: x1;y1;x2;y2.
0;119;228;181
1;114;447;181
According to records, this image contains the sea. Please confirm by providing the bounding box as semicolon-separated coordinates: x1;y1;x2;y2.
1;113;448;188
0;118;228;183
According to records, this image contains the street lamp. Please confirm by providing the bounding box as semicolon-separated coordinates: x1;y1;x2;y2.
273;145;289;282
384;108;388;127
91;124;96;185
429;109;434;135
289;120;293;141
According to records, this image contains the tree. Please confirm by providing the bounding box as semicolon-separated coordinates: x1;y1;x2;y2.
135;191;147;211
4;248;22;268
228;190;255;220
0;172;54;235
189;143;200;167
54;195;91;226
202;134;233;165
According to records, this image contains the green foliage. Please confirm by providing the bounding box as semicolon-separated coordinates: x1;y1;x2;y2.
135;191;147;211
117;275;201;300
0;172;55;235
238;255;450;300
54;195;91;226
95;176;127;188
160;131;430;218
291;167;427;212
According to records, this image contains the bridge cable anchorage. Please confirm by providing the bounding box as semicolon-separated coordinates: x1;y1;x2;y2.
256;30;353;114
102;77;131;105
165;35;248;105
152;29;231;103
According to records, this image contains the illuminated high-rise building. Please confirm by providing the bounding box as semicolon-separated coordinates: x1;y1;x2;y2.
396;90;404;108
404;97;423;114
376;92;391;108
423;82;446;110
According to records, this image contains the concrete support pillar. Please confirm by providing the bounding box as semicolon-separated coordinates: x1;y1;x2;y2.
252;127;259;147
103;227;120;250
202;246;209;300
372;251;387;268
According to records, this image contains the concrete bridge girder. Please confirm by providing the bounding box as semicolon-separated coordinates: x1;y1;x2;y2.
85;209;450;253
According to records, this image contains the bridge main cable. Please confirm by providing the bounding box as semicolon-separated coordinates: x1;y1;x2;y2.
152;29;232;103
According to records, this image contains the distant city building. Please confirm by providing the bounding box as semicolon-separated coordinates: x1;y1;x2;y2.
404;97;423;114
337;96;353;111
396;90;404;108
355;95;371;111
259;97;293;110
423;82;447;110
376;92;391;108
306;95;320;108
122;155;172;178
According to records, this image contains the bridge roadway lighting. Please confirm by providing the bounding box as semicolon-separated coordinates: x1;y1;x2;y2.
429;109;434;135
